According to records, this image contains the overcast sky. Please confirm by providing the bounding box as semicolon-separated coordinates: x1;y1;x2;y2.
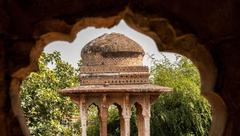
44;20;176;68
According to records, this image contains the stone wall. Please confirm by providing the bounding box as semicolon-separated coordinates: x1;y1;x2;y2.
82;53;143;66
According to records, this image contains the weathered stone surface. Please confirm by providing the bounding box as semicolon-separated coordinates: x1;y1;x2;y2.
60;33;171;136
81;33;144;66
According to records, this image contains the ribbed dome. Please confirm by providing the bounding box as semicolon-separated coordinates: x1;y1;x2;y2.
81;33;144;57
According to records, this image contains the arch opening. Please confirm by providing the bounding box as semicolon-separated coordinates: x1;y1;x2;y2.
87;104;100;136
107;104;121;136
14;9;227;136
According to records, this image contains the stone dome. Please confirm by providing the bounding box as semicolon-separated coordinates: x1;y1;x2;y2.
81;33;145;66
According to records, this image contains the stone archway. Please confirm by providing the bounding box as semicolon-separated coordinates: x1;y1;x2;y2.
11;7;227;136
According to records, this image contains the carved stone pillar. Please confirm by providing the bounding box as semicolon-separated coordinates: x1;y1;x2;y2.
142;113;150;136
142;95;151;136
136;103;144;136
100;95;108;136
117;106;125;136
121;94;131;136
135;95;151;136
79;95;87;136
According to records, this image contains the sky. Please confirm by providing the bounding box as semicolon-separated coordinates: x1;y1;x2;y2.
44;20;176;68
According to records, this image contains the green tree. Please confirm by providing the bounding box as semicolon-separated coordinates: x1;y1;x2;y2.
107;105;120;136
20;52;80;136
87;104;100;136
150;54;212;136
21;52;211;136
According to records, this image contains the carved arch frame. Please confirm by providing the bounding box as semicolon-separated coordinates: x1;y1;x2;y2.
10;7;227;136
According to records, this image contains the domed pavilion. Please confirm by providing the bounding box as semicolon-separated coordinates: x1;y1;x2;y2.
59;33;171;136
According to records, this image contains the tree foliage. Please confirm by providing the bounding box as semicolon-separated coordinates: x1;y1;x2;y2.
20;52;211;136
20;52;80;135
150;54;212;136
87;105;100;136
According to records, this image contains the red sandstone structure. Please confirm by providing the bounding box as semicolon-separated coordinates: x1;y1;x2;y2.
59;33;171;136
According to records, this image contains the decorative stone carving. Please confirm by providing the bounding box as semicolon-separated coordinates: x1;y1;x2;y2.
59;33;171;136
